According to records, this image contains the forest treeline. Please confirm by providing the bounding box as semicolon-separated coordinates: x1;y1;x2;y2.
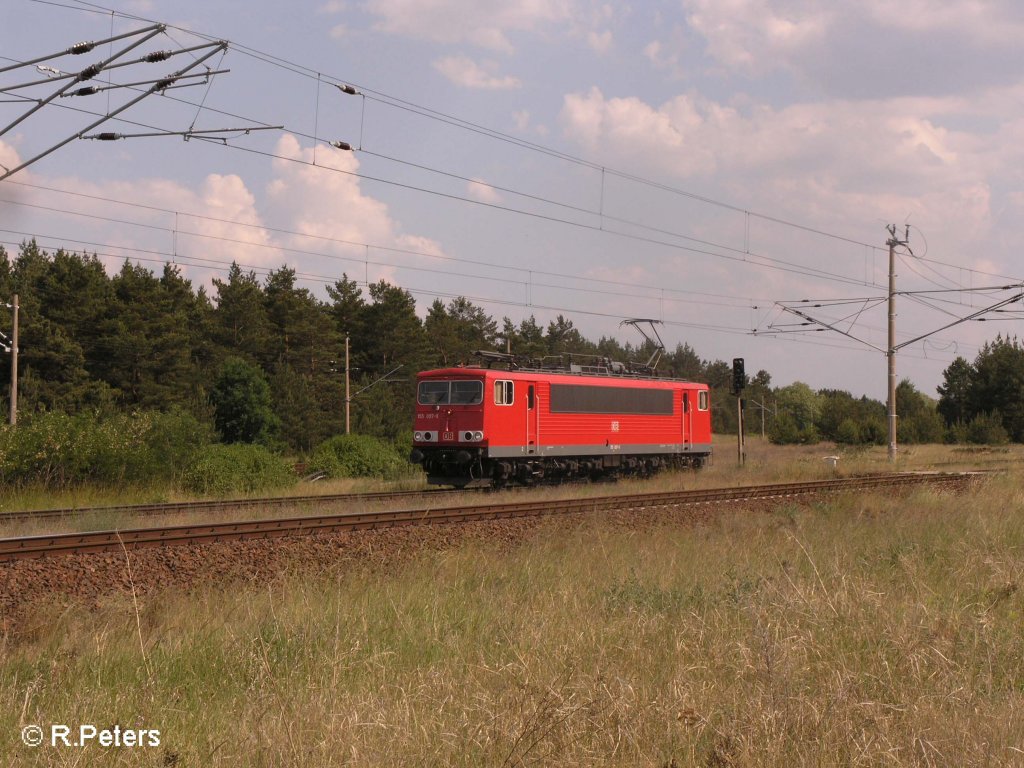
0;241;1020;455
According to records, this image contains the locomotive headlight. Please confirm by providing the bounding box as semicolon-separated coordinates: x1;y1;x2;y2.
414;431;424;441
473;431;483;441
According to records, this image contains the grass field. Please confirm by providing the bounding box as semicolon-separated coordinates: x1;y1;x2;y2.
1;443;1023;765
2;434;1020;516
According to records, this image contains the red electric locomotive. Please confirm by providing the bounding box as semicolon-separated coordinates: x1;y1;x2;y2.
409;353;712;487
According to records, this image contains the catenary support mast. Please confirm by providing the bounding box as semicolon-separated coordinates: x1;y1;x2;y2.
886;225;908;462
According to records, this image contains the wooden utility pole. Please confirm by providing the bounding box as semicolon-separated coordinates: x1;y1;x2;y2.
8;294;17;426
345;334;351;435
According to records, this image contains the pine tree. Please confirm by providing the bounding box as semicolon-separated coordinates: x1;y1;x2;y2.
3;242;113;412
545;314;589;356
666;342;703;379
211;263;272;366
262;267;343;448
965;336;1024;441
161;264;216;411
94;261;194;408
362;281;430;374
424;296;498;366
425;299;460;366
936;355;973;428
516;315;547;359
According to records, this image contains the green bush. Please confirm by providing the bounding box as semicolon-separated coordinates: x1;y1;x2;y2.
210;357;279;445
0;409;212;489
308;434;407;479
898;410;946;444
769;413;820;445
860;417;887;445
181;443;296;495
946;420;969;444
834;418;861;445
966;411;1009;445
145;408;216;474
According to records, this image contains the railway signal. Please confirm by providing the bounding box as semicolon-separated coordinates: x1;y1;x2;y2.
731;357;746;395
732;358;746;466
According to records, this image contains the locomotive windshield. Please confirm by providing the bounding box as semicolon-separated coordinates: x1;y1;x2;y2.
417;379;483;405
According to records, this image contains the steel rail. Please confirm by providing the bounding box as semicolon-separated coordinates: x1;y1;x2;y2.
0;487;458;524
0;472;982;562
0;470;984;524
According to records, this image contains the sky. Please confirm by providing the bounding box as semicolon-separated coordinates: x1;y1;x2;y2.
2;0;1024;401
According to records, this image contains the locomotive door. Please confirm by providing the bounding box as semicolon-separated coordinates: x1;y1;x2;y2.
526;384;537;454
682;391;692;449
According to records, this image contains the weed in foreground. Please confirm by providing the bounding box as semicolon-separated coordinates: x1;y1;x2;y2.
1;477;1022;765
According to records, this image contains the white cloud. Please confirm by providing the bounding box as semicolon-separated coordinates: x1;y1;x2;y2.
0;139;20;177
681;0;1024;97
560;86;988;185
683;0;829;72
559;85;1024;272
0;134;445;292
268;134;443;263
364;0;575;52
644;39;685;79
860;0;1024;41
122;0;155;12
466;178;503;203
510;109;549;136
362;0;621;54
587;29;612;54
433;56;522;90
512;110;531;131
643;40;661;64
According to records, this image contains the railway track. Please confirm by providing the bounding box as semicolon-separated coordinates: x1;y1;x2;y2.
0;472;983;562
0;487;458;525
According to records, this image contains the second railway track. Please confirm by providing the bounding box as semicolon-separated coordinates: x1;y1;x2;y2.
0;472;984;562
0;487;458;525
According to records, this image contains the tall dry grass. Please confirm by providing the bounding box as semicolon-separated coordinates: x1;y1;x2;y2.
2;474;1023;765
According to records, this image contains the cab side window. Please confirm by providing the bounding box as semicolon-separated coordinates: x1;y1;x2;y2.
494;380;514;406
698;390;709;411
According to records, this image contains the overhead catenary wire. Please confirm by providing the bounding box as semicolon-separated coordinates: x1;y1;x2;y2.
7;9;1022;314
0;229;974;376
0;153;991;359
0;233;752;333
12;0;1021;292
0;69;887;291
0;222;752;311
0;221;977;361
212;141;890;290
0;185;761;307
0;0;1009;382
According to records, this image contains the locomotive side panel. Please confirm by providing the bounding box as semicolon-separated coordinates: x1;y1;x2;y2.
537;379;682;456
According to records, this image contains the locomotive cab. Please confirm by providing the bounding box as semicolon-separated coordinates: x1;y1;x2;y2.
410;372;488;486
